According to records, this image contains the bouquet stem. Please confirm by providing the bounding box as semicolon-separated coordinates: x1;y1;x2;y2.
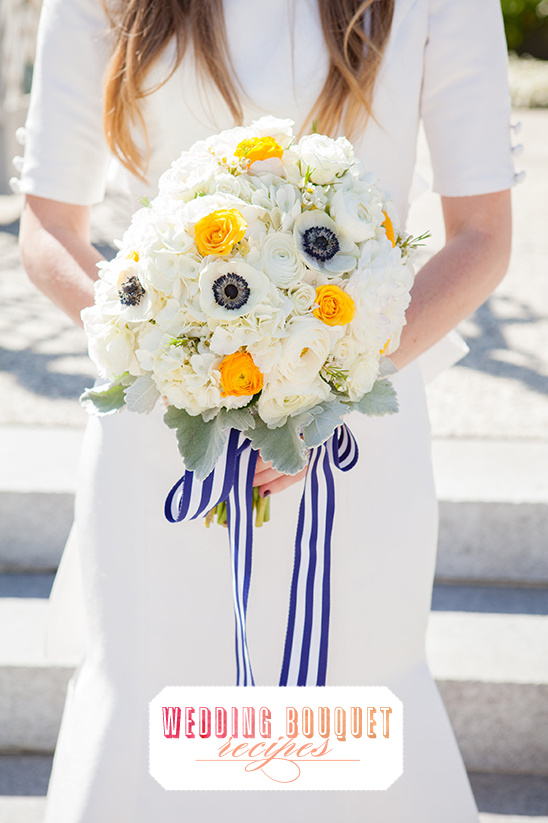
205;488;270;528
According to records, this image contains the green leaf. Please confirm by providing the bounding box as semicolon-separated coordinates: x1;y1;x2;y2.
345;379;399;416
377;357;399;378
247;416;308;476
80;373;135;415
123;375;160;414
301;399;348;449
163;406;256;480
164;407;228;480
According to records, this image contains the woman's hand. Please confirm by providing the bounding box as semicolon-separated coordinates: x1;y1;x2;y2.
253;455;307;497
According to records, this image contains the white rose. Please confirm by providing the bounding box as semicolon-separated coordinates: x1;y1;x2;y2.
298;134;353;185
258;376;331;428
207;172;253;200
251;116;295;147
261;232;305;288
275;318;332;386
158;151;219;201
82;309;142;379
330;188;384;244
287;282;316;315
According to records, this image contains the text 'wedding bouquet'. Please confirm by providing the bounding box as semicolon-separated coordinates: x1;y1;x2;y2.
81;116;421;526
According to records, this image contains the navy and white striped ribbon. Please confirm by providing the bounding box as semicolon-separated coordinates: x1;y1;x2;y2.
165;423;358;687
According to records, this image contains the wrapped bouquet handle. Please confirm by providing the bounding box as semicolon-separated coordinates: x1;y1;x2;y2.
165;423;358;686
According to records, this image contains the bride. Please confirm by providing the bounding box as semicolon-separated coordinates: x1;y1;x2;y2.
15;0;514;820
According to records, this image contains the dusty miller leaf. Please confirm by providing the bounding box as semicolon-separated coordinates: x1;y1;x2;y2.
124;375;160;414
163;406;256;480
345;379;399;416
247;416;308;476
80;373;135;415
164;407;228;480
301;398;348;449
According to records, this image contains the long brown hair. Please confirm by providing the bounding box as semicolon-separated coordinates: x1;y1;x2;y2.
102;0;395;181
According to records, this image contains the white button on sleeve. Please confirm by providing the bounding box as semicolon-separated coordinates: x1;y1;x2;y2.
420;0;516;197
15;0;112;205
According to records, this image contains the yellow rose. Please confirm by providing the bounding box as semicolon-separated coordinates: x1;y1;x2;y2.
234;136;283;164
194;209;247;257
313;285;356;326
220;351;264;397
382;211;396;247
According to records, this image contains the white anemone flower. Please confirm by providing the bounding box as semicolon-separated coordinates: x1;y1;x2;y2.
199;259;269;321
293;210;357;276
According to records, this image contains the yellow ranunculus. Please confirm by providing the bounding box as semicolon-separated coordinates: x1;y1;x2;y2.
220;351;264;397
382;211;396;247
313;285;356;326
194;209;247;257
234;136;283;164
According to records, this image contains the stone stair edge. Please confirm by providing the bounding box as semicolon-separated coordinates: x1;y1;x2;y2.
1;598;547;685
1;424;547;501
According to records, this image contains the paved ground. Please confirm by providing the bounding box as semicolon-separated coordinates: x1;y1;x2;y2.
1;108;547;437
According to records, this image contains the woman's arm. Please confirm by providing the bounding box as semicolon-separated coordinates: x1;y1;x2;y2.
19;195;105;328
389;189;512;370
255;188;512;496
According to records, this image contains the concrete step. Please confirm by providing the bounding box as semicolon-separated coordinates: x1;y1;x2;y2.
0;800;542;823
0;427;81;571
432;439;548;586
0;600;74;753
1;426;547;583
0;598;546;775
426;609;548;774
0;760;546;821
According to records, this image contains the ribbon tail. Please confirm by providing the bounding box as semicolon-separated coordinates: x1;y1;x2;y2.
226;442;259;687
279;424;358;687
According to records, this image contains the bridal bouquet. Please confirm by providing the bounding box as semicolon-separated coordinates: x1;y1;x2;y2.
81;116;422;523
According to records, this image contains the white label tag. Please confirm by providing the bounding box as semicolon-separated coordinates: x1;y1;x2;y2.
149;686;403;791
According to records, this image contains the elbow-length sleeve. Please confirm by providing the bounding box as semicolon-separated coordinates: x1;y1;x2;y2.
420;0;518;197
11;0;112;205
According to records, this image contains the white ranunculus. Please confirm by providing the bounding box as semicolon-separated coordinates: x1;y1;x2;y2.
199;259;269;321
330;188;384;244
261;231;304;288
287;282;316;315
331;333;363;370
346;352;380;401
258;376;331;428
298;134;354;185
275;318;332;386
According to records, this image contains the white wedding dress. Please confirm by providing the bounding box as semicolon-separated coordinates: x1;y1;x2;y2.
13;0;517;820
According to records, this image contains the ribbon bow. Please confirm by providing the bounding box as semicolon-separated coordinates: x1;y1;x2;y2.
165;424;358;686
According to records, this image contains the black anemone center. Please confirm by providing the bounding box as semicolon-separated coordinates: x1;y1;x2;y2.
302;226;340;262
119;275;145;306
212;273;250;310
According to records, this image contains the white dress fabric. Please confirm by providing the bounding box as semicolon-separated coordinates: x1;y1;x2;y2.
14;0;516;820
